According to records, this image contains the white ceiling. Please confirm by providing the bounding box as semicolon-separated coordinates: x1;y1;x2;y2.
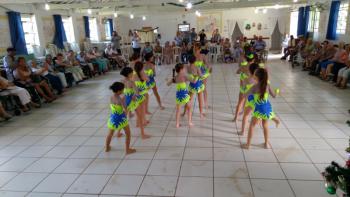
0;0;325;15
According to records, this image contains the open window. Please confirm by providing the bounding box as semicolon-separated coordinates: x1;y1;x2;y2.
62;16;75;43
21;14;40;54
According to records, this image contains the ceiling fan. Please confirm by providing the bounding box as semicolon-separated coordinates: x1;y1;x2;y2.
167;0;207;7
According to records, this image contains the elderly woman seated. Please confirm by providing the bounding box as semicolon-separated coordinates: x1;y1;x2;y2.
13;57;56;103
45;55;71;88
55;52;85;83
29;59;64;95
89;47;109;73
0;76;40;112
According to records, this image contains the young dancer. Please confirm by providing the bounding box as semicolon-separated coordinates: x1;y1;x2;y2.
239;63;259;135
105;82;136;155
133;61;151;139
233;54;255;122
144;53;165;112
194;43;211;111
183;55;205;119
241;68;280;149
167;63;196;128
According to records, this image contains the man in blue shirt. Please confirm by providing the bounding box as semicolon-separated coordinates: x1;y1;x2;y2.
253;36;266;52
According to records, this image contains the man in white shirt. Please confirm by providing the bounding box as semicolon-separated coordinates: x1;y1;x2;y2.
3;48;16;81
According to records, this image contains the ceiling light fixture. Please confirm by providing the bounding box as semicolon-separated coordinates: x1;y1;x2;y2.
254;8;259;14
186;2;193;9
142;16;146;20
114;12;118;18
195;10;201;16
45;3;50;10
179;0;184;2
263;8;267;13
274;4;280;9
87;9;92;14
293;0;298;2
130;14;134;19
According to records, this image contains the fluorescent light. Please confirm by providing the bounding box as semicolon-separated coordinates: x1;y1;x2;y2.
293;0;298;2
186;2;192;9
130;14;134;19
263;8;267;13
87;9;92;14
195;10;201;17
114;12;118;18
254;8;259;14
142;16;146;20
45;3;50;10
179;0;184;2
274;4;280;9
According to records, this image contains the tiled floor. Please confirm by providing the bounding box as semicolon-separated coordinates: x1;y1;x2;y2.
0;58;349;197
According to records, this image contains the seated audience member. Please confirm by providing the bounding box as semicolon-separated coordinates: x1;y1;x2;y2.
142;42;153;58
154;41;163;65
320;42;347;80
29;60;64;95
211;29;221;44
104;44;127;68
55;53;85;83
0;76;40;112
14;57;56;103
174;31;183;47
253;36;266;52
163;41;173;65
331;45;350;83
301;39;314;58
304;41;322;71
0;103;12;120
76;51;95;78
90;47;109;72
336;60;350;89
223;38;232;63
44;55;69;88
3;47;16;81
310;42;336;76
232;42;243;63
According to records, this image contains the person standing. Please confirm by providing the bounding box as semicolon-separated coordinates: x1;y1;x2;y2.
111;31;122;54
199;29;207;46
131;31;141;55
3;47;16;81
190;28;197;44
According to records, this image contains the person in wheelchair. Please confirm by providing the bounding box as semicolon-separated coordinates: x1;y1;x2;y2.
29;60;64;95
0;76;40;112
253;36;266;52
13;57;56;103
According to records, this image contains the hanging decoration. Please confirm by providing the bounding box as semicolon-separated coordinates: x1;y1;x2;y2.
322;138;350;196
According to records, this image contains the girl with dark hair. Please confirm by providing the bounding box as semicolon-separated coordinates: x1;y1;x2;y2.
241;68;280;149
133;61;151;139
105;81;136;155
144;53;164;111
167;63;197;128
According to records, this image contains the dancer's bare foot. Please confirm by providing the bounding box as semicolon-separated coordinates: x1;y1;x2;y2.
200;113;206;119
241;144;250;149
160;106;165;110
189;122;194;127
144;120;150;126
176;123;181;128
105;146;111;152
141;134;151;139
126;148;136;155
264;143;271;149
238;131;244;136
273;119;280;128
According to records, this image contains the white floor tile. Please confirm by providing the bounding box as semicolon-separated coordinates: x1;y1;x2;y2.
176;177;213;197
214;178;253;197
251;179;294;197
102;175;143;195
67;174;110;194
33;173;79;193
116;159;151;175
147;160;181;176
280;163;322;180
214;161;248;178
138;176;177;196
247;162;285;179
181;160;213;177
2;172;47;192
